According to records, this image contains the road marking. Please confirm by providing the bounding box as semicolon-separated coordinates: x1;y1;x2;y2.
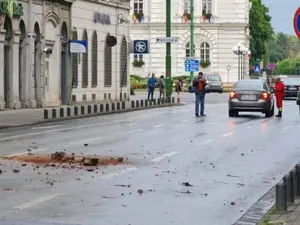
180;119;188;123
100;167;138;179
13;194;60;210
127;123;137;126
150;152;179;162
153;124;165;128
117;129;143;135
195;139;215;145
283;125;297;131
5;137;103;157
32;125;62;130
221;132;234;137
210;122;218;125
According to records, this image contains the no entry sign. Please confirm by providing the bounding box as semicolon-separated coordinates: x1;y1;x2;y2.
294;7;300;39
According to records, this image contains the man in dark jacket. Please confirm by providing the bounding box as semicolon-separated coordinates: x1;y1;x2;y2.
193;72;207;117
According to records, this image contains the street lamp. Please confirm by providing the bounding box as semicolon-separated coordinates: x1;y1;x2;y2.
241;46;248;80
232;43;248;80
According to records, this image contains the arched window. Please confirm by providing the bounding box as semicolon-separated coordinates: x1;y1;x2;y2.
120;36;128;87
71;29;78;88
202;0;212;14
185;42;195;58
133;0;143;13
104;34;112;87
184;0;190;12
200;42;210;61
82;29;88;88
91;31;98;87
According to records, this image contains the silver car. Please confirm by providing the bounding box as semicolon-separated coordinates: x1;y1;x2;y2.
204;73;223;93
228;79;274;117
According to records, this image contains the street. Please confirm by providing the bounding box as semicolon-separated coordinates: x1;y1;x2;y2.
0;93;300;225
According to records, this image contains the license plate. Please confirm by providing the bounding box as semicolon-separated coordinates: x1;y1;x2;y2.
241;94;256;101
289;87;296;90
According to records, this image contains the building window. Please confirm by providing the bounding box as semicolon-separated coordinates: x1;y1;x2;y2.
133;0;143;13
133;54;143;62
202;0;212;14
120;36;128;87
184;0;190;12
82;29;88;88
91;31;98;87
185;42;195;58
72;29;78;88
104;34;112;87
200;42;210;61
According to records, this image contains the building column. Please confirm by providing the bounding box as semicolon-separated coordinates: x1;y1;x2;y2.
7;32;21;109
0;30;5;110
28;34;36;108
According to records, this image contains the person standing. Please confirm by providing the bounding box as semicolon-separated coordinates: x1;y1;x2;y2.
274;77;285;117
147;73;157;101
193;72;207;117
158;75;165;99
175;79;183;103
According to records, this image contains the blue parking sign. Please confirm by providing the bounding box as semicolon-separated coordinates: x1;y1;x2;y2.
185;59;199;72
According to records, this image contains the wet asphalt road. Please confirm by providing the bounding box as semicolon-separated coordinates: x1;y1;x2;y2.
0;93;300;225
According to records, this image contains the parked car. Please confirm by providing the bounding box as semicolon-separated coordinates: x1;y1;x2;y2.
204;73;223;93
283;77;300;98
228;79;274;117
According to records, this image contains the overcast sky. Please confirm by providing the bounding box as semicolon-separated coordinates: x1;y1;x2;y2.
262;0;298;34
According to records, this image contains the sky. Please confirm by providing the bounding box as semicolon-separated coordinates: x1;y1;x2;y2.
262;0;298;34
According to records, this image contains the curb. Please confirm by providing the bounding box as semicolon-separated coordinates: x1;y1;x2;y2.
0;97;181;130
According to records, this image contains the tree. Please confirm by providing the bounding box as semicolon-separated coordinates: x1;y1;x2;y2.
249;0;273;65
274;55;300;75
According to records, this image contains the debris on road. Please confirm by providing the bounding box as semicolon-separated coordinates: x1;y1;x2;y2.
1;152;129;170
138;189;143;195
13;169;20;173
114;184;131;188
182;182;193;187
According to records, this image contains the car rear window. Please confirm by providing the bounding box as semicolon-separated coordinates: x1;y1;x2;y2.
285;78;300;85
206;75;221;81
234;81;264;90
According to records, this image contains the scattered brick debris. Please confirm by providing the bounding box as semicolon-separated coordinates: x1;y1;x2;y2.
13;169;20;173
114;184;131;188
182;182;193;187
138;189;143;195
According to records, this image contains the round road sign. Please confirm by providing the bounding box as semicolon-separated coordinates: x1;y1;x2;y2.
293;7;300;39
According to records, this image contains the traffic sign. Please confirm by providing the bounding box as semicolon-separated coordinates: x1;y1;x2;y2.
294;7;300;39
254;64;260;73
185;59;199;72
129;40;150;54
155;37;179;43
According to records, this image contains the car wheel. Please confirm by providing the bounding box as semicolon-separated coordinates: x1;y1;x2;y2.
265;110;272;118
271;105;275;116
219;91;223;94
229;110;238;117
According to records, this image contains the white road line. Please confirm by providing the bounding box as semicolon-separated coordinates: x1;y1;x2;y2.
180;120;188;123
153;124;165;128
195;139;215;145
283;125;297;131
221;132;234;137
117;129;143;135
13;194;60;210
99;167;138;180
150;152;179;162
32;125;62;130
5;137;103;157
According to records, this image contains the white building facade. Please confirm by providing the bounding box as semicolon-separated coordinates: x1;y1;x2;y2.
70;0;131;104
0;0;72;110
129;0;251;82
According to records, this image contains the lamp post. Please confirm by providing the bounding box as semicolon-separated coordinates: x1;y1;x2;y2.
241;47;248;79
232;43;248;80
166;0;172;98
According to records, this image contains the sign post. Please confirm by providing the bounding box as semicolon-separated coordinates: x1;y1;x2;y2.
190;0;195;83
226;65;231;84
293;7;300;39
166;0;172;99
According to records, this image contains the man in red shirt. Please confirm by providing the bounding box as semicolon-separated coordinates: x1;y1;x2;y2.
274;77;285;117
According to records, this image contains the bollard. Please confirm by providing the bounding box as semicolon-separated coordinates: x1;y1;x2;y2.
88;105;92;114
67;107;71;117
100;104;104;112
140;100;144;107
74;106;78;116
145;99;148;107
121;102;125;110
93;104;98;113
117;102;120;110
283;174;294;203
172;97;175;103
157;98;161;105
80;106;85;115
161;98;165;104
112;103;115;111
105;103;109;112
293;168;300;197
149;100;152;106
296;164;300;196
44;109;48;119
59;108;64;117
290;170;295;202
52;109;56;118
131;100;135;108
153;99;156;105
276;181;288;211
136;100;139;108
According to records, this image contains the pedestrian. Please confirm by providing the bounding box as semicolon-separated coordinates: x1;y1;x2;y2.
193;72;207;117
274;77;285;117
158;75;165;99
147;73;157;101
297;87;300;116
175;79;183;103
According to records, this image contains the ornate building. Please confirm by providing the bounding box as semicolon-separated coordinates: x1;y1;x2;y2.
129;0;251;82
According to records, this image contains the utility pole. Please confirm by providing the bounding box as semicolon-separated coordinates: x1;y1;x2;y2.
165;0;172;98
189;0;194;82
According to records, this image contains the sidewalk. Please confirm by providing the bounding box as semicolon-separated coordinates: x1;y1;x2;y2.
260;198;300;225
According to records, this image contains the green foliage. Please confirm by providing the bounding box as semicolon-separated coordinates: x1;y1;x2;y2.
249;0;273;64
200;60;211;68
273;55;300;75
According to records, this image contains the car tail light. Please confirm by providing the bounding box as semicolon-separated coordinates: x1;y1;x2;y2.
260;91;270;100
229;91;237;99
